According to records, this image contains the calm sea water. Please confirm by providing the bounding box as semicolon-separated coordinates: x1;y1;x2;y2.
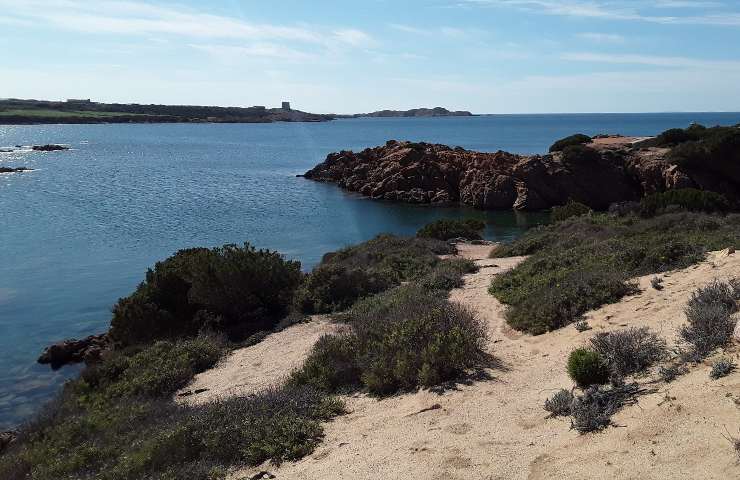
2;112;740;428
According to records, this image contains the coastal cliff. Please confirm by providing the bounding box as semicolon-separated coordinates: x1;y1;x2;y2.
341;107;473;118
304;134;737;210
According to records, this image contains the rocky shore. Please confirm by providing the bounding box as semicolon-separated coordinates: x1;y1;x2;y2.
303;135;736;210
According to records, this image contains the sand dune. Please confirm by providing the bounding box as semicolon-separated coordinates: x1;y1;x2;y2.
182;244;740;480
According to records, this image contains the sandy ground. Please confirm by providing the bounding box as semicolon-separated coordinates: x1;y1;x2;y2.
182;244;740;480
591;136;654;148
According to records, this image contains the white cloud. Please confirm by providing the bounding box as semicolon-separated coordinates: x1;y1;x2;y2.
576;32;625;43
561;51;740;71
0;0;374;48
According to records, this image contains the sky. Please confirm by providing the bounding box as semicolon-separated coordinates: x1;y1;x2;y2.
2;0;740;113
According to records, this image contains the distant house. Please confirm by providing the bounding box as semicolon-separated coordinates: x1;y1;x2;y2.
281;101;291;111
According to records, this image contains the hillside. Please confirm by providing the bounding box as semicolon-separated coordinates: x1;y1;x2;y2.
186;244;740;480
0;99;334;124
342;107;473;118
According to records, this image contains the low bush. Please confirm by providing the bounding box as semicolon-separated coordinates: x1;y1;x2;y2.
640;189;730;217
651;276;664;290
418;258;478;292
110;244;303;346
417;218;486;241
561;144;601;164
490;212;740;334
680;279;738;360
551;200;592;223
297;235;454;314
567;348;610;388
589;327;667;378
664;125;740;185
549;133;592;152
291;285;488;395
544;389;573;417
570;383;643;433
710;358;736;380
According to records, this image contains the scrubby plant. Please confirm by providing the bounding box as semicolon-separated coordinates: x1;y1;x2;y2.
710;358;736;380
549;133;592;152
544;389;574;417
291;285;488;395
416;218;486;241
589;327;667;378
297;235;454;314
664;125;740;185
680;279;738;360
651;276;664;290
574;320;592;332
560;144;601;164
640;189;730;217
567;348;610;388
110;244;303;346
658;363;688;383
570;382;643;433
551;200;592;223
418;258;478;292
490;212;740;334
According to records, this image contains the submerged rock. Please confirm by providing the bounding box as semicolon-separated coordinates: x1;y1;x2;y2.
0;430;17;453
38;333;109;369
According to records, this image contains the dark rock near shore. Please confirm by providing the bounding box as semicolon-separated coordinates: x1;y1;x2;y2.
0;167;33;173
38;333;109;369
0;430;17;453
32;144;69;151
303;139;737;210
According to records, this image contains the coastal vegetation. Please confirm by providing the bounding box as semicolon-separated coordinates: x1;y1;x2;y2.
1;225;490;479
416;218;485;240
489;210;740;334
295;234;454;314
548;133;592;152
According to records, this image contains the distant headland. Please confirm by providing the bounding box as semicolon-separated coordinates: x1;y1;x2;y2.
0;99;474;125
0;98;333;124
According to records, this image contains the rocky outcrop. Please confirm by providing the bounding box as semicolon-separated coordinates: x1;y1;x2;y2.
304;139;737;210
0;167;33;173
32;144;69;151
38;333;109;369
0;431;16;454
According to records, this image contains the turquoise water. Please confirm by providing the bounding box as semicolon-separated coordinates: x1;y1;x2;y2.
2;112;740;428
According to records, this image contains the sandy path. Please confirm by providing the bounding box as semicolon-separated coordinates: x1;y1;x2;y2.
201;245;739;480
177;316;341;405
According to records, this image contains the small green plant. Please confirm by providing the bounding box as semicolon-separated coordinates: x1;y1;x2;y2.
416;218;486;241
544;389;574;417
567;348;610;388
549;133;592;152
710;358;736;380
570;382;643;433
574;320;592;332
551;200;592;223
417;258;478;292
651;276;664;290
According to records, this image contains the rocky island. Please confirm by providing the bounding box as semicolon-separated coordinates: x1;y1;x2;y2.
304;126;740;210
340;106;473;118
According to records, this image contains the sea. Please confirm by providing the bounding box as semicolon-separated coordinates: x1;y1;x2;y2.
2;112;740;429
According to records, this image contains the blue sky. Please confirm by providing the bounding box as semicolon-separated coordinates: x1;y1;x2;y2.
2;0;740;113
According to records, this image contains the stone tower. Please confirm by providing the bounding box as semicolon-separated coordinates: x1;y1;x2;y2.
281;101;291;111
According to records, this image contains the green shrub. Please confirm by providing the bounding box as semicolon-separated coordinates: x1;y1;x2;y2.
656;128;691;146
549;133;592;152
665;125;740;184
640;189;730;217
416;218;485;241
490;212;740;334
561;144;601;164
291;285;488;395
110;243;302;346
551;200;592;223
567;348;610;388
297;235;453;314
418;258;478;292
287;334;361;392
